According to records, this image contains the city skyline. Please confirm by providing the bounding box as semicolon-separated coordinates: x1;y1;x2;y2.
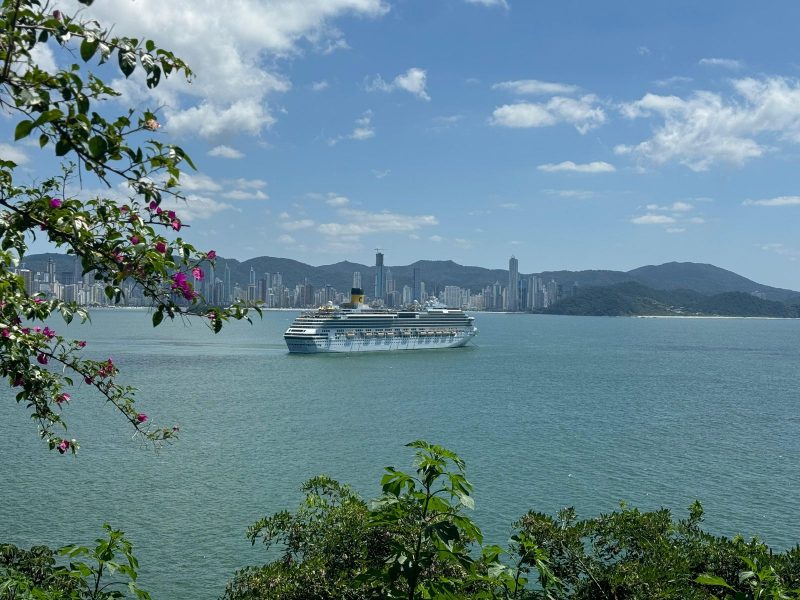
9;1;800;291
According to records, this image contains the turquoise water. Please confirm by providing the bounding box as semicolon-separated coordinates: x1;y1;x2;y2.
2;311;799;598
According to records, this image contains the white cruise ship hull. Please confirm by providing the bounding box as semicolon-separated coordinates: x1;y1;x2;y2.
285;329;477;354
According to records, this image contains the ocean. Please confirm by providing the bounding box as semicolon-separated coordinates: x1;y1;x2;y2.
2;310;799;598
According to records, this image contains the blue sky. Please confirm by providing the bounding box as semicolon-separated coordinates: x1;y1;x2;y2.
7;1;800;289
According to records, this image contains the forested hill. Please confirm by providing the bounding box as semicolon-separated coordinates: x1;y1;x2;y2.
19;253;800;306
546;281;800;317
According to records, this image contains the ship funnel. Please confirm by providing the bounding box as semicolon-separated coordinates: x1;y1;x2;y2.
351;287;365;305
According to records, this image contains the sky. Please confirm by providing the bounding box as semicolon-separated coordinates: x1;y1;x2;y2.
6;0;800;289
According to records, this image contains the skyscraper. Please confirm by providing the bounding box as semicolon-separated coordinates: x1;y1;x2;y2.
412;266;422;302
508;256;519;311
374;250;385;303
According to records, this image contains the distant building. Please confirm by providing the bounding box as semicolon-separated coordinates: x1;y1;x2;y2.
508;256;519;311
374;251;385;302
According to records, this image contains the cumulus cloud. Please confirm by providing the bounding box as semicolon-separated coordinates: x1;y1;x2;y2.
311;80;330;92
493;79;580;96
491;95;606;133
616;77;800;170
646;201;694;212
160;194;235;222
743;196;800;207
542;189;594;199
278;234;297;244
329;110;375;145
325;194;350;206
281;219;315;231
208;145;244;159
631;214;676;225
317;209;437;237
655;75;693;87
367;67;430;100
465;0;508;8
0;143;29;165
699;57;742;70
71;0;389;140
537;161;615;173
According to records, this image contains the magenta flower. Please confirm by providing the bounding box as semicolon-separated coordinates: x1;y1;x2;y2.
172;426;180;433
155;241;167;253
43;327;55;339
34;298;43;304
84;376;93;385
149;201;158;211
121;205;129;213
1;329;9;338
192;267;204;281
136;413;148;423
50;198;62;208
56;393;70;404
171;219;181;231
77;340;86;348
167;210;176;219
156;207;163;215
12;376;24;387
130;235;140;245
57;439;70;454
36;353;48;365
206;250;217;260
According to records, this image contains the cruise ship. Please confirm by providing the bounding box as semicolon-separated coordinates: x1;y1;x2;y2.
284;288;478;353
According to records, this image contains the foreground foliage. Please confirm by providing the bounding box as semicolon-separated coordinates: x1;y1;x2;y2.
224;441;800;600
0;0;257;453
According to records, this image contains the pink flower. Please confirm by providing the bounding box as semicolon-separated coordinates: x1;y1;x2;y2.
36;353;48;365
167;210;176;219
121;205;129;213
191;267;204;281
156;207;163;215
34;326;41;333
130;235;140;245
12;376;24;387
144;118;160;131
136;413;148;423
34;298;43;304
50;198;62;208
206;250;217;260
21;327;30;334
1;329;9;338
56;393;70;404
171;219;181;231
77;340;86;348
84;376;93;385
149;201;158;211
155;241;167;253
57;439;70;453
43;327;55;339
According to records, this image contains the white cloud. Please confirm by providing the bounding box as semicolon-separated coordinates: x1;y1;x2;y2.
465;0;508;8
542;189;594;199
537;160;615;173
699;57;742;70
317;209;437;237
666;228;686;234
325;194;350;206
631;214;676;225
760;242;800;257
617;77;800;170
493;80;580;96
180;172;223;192
160;194;234;221
646;201;694;212
311;80;330;92
281;219;315;231
221;189;268;200
74;0;389;140
499;202;518;209
207;145;244;159
330;110;375;145
743;195;800;207
226;178;267;190
491;95;606;134
637;46;651;56
655;75;693;87
367;67;430;100
372;169;390;178
429;235;444;242
278;234;296;244
0;143;29;165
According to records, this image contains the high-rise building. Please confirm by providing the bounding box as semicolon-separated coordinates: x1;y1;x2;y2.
412;266;422;302
508;256;519;311
224;263;231;304
374;251;385;303
47;258;56;284
353;271;362;288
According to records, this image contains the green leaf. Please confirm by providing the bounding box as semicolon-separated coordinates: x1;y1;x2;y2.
152;310;163;327
88;136;107;158
55;137;71;156
696;574;734;590
80;39;99;62
14;120;34;141
118;51;136;77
